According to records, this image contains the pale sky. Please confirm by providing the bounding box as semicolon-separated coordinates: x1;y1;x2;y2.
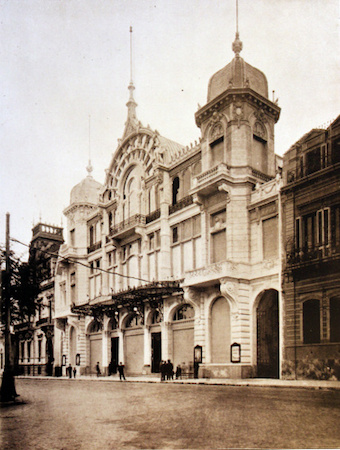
0;0;339;258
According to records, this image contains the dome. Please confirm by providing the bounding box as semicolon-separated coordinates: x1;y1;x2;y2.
70;174;102;205
207;34;268;102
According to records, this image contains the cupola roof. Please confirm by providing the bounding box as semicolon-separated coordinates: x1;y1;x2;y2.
70;165;102;205
207;32;268;102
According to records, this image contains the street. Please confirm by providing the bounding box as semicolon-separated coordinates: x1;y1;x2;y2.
1;379;340;449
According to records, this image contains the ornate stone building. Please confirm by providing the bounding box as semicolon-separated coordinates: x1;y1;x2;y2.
15;223;64;376
54;30;283;379
282;115;340;376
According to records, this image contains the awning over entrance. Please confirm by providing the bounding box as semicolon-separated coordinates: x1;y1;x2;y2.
71;281;183;321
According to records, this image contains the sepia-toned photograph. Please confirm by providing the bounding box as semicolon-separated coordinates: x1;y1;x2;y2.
0;0;339;449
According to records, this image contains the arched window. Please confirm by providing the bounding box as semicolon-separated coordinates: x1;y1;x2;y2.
88;320;103;334
172;177;180;206
125;314;142;328
109;316;119;330
151;310;162;324
173;304;194;321
303;299;320;344
330;297;340;342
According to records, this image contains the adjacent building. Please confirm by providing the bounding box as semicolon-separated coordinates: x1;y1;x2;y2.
54;30;284;379
281;116;340;378
15;223;64;376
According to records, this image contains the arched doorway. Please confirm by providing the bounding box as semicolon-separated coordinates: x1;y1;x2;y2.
69;326;77;367
172;304;195;369
150;310;162;373
256;289;279;378
211;297;231;363
124;314;144;375
88;320;103;374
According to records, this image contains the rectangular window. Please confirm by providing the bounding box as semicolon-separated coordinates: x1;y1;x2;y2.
27;341;31;362
38;339;42;362
210;136;224;165
210;209;226;264
149;234;154;251
211;230;226;263
21;341;25;362
262;216;278;260
296;217;301;249
172;227;179;244
70;272;76;304
306;147;321;175
70;229;75;246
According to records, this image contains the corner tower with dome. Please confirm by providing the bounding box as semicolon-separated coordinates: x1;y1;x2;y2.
54;27;284;380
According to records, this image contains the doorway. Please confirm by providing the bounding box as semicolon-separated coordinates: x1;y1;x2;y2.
151;332;161;373
110;337;119;375
256;290;279;378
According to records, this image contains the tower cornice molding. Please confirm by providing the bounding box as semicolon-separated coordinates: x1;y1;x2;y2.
195;88;280;128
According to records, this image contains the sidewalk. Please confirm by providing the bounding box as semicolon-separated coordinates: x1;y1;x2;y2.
16;374;340;390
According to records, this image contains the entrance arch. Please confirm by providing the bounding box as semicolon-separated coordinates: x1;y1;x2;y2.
69;326;77;367
211;297;231;363
171;304;194;369
88;320;103;374
256;289;279;378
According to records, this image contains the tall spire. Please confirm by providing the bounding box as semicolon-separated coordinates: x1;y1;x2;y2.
232;0;243;57
126;26;137;121
123;26;139;139
86;114;93;176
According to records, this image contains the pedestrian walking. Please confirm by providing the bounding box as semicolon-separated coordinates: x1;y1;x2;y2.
160;360;165;381
66;364;72;378
175;364;182;379
167;359;174;380
96;362;101;377
118;362;126;380
73;367;77;379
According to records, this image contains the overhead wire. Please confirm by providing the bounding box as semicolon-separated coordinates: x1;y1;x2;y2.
10;237;151;284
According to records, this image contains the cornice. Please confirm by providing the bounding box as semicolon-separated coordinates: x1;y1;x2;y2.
195;88;280;128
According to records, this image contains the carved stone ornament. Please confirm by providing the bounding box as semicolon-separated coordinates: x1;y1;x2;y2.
220;280;237;299
210;122;224;141
253;121;266;140
254;109;267;123
211;111;223;124
183;287;200;306
233;102;244;128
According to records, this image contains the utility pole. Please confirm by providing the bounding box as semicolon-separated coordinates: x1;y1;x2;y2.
0;213;17;402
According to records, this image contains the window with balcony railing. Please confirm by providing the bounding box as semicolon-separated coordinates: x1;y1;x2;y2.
287;205;340;265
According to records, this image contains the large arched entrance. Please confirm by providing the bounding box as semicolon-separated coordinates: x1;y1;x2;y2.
172;304;194;369
124;314;144;375
256;289;279;378
211;297;231;363
88;321;103;374
69;326;77;367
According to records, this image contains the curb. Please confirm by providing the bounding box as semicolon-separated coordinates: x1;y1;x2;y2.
16;376;340;390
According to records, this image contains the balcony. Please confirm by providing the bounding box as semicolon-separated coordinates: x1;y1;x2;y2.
191;163;230;196
286;158;340;184
87;241;102;254
110;214;146;240
146;209;161;224
286;243;340;269
169;195;194;215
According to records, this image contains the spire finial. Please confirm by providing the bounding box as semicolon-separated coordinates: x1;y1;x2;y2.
124;25;138;133
232;0;243;57
86;114;93;176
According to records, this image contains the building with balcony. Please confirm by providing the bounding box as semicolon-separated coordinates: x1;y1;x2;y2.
54;29;283;379
281;115;340;376
15;223;64;376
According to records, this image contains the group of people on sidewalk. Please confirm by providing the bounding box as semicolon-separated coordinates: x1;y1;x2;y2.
160;360;182;381
66;364;77;379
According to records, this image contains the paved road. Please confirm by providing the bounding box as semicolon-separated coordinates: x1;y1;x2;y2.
1;379;340;449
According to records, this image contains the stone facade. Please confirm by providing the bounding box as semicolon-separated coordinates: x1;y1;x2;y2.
54;32;283;379
281;116;340;377
15;223;64;376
